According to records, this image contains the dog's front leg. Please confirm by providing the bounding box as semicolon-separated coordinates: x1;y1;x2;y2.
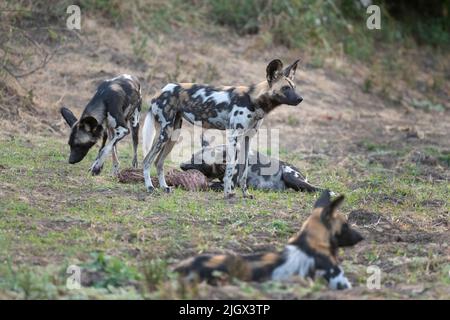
107;128;120;176
238;135;253;199
100;130;108;150
90;126;129;175
90;130;107;175
223;132;238;199
326;266;352;290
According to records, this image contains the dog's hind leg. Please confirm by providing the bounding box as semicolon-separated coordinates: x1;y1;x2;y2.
130;107;140;168
143;125;173;192
155;139;177;193
281;163;321;192
111;144;119;176
154;115;182;193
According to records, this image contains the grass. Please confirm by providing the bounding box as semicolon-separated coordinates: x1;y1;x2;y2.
0;133;448;299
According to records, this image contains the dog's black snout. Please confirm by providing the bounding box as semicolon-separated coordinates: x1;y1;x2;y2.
297;97;303;104
69;156;82;164
68;149;86;164
351;229;364;245
354;231;364;243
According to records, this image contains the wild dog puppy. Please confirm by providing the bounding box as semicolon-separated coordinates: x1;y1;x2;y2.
60;74;142;176
174;191;363;290
180;142;321;192
142;59;303;198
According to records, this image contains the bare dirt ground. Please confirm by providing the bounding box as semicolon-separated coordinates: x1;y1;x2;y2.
1;18;449;299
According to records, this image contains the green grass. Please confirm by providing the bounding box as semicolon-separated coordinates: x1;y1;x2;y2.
0;134;448;299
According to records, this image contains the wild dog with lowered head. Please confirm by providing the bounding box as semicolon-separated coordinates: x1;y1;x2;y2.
142;59;303;199
174;191;363;290
60;74;142;176
180;140;321;192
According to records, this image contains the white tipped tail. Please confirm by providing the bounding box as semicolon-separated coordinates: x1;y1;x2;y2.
142;110;156;158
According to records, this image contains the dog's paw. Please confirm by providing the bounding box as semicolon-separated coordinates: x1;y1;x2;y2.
163;186;173;193
224;192;236;200
146;186;156;193
243;191;254;199
329;273;352;290
90;162;103;176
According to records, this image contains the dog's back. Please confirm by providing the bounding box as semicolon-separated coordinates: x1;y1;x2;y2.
149;83;253;130
82;74;141;121
174;252;286;283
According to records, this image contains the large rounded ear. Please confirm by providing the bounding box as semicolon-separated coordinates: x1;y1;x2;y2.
329;194;345;213
266;59;284;87
60;107;78;127
80;116;99;132
284;59;300;80
320;194;345;226
314;189;331;209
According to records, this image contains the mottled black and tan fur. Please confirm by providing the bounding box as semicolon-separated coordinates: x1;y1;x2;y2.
142;59;303;198
180;142;322;192
174;191;363;290
60;74;141;176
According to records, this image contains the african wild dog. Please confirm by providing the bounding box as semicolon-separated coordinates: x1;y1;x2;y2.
174;191;363;290
60;74;142;176
180;139;321;192
142;59;303;199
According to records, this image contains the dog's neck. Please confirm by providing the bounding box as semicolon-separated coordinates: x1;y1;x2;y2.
249;81;282;114
272;245;315;280
293;222;339;268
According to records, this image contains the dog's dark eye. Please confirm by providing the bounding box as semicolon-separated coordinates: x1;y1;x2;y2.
282;86;291;91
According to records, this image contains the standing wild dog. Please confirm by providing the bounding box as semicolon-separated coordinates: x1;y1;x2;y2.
180;142;321;192
142;59;303;199
174;191;363;290
60;74;142;176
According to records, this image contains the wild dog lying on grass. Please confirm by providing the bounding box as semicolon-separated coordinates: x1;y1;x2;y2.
180;140;321;192
60;74;142;176
142;59;303;199
174;191;363;290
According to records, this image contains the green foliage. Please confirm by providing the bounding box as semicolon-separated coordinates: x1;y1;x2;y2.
0;261;59;299
412;99;445;112
142;258;170;292
5;0;447;66
207;0;448;59
208;0;261;34
82;252;141;288
80;0;124;24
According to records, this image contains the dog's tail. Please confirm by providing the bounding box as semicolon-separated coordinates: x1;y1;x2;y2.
142;108;156;158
